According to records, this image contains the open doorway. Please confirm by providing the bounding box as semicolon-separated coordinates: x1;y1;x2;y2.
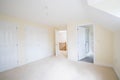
77;25;94;63
55;30;67;58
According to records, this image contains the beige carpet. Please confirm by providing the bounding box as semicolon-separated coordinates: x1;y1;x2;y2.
0;56;118;80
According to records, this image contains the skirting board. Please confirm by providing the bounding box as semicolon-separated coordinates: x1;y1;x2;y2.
113;66;120;80
94;63;113;68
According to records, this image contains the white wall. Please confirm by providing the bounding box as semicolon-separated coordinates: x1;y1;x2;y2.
58;31;67;43
94;24;114;66
67;24;78;61
114;31;120;79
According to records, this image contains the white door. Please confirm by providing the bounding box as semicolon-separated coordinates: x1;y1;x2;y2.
55;30;60;56
77;27;86;60
0;21;18;72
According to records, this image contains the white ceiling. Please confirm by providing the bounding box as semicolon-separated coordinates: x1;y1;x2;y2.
86;0;120;31
0;0;86;26
0;0;120;31
87;0;120;18
85;5;120;31
87;0;104;5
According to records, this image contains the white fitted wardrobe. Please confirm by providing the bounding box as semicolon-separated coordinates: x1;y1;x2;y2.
0;21;18;72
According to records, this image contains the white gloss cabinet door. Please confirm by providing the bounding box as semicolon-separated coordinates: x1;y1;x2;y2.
0;21;18;72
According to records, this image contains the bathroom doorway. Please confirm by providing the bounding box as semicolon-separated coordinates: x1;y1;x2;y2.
77;25;94;63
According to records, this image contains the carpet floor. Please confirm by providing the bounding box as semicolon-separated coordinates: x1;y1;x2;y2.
0;56;118;80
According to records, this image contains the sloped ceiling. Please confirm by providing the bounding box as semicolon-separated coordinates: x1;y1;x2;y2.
85;6;120;31
86;0;120;31
88;0;120;18
0;0;86;26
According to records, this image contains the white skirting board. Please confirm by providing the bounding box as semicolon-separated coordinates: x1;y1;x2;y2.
94;62;113;68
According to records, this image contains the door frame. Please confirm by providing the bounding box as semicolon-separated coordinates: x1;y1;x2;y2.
77;24;95;63
55;29;68;57
55;29;60;56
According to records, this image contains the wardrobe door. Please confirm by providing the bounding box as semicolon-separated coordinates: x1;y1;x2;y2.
0;21;18;72
25;26;49;63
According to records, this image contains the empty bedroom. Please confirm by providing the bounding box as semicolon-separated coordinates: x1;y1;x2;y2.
0;0;120;80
